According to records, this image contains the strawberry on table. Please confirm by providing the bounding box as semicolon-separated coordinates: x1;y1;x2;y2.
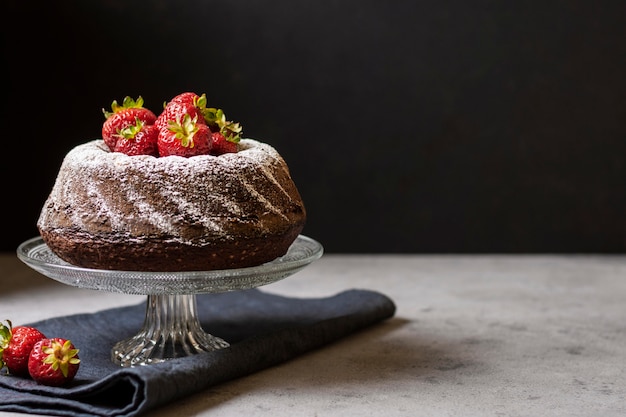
158;113;212;157
0;320;46;376
113;118;159;156
102;96;157;151
28;337;80;386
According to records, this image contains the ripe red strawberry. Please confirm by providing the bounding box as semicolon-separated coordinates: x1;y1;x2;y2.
28;337;80;387
102;96;157;151
210;132;239;155
158;114;212;157
0;320;46;376
155;92;209;131
113;118;159;156
204;108;242;155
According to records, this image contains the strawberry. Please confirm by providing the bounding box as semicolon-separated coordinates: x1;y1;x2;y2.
210;131;239;155
204;108;242;155
102;96;157;151
113;118;159;156
158;113;212;157
0;320;46;376
28;337;80;387
204;107;242;135
155;92;209;131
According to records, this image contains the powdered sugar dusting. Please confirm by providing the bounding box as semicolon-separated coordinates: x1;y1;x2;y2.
38;139;305;245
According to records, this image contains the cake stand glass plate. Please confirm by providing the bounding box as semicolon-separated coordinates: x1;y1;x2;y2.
17;235;323;367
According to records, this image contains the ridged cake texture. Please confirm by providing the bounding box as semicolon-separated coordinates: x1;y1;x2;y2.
37;139;306;271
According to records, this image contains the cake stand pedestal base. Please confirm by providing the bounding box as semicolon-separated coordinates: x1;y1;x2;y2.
111;294;229;367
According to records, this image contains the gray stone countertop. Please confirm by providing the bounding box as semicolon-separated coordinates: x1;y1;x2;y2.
0;253;624;416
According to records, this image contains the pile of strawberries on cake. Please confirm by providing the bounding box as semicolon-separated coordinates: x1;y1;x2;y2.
102;92;243;157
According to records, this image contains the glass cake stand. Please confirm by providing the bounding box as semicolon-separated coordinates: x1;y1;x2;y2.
17;235;323;367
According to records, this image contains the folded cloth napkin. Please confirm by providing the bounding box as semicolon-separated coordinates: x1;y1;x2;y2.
0;288;395;417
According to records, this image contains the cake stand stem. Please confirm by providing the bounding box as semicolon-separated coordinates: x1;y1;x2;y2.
111;294;229;367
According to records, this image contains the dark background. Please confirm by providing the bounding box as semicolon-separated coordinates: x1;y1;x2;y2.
3;0;625;253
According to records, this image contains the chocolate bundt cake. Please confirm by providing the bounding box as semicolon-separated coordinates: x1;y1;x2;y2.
37;138;306;271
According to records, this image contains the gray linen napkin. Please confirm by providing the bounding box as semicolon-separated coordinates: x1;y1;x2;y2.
0;288;396;417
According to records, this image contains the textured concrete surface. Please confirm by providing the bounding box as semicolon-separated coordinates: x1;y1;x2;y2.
1;254;625;416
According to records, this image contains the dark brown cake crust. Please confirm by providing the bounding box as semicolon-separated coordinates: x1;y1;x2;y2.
39;225;303;272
